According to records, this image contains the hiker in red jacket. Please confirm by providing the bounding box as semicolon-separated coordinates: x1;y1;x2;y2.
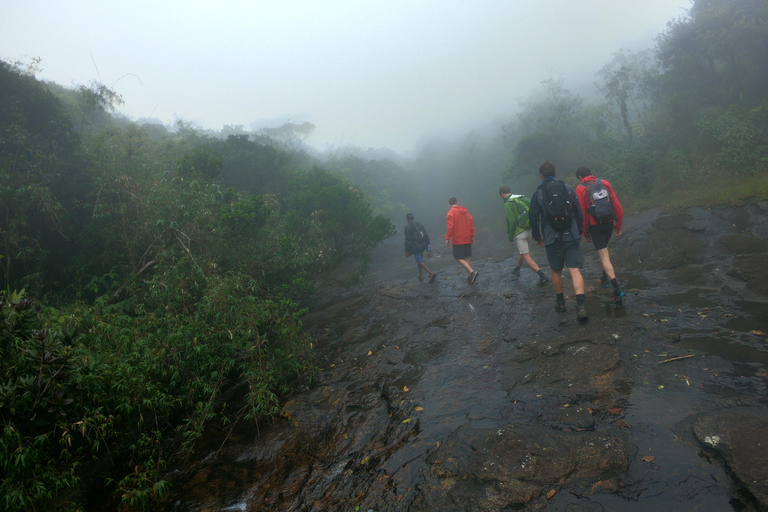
445;197;478;284
575;166;625;305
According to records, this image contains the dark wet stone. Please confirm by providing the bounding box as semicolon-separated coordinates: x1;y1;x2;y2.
668;265;705;284
417;422;636;511
720;234;768;255
693;408;768;510
145;203;768;512
733;255;768;294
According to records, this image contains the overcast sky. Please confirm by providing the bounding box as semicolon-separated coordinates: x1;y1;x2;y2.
1;0;690;153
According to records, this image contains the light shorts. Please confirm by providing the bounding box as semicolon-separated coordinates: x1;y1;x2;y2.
545;239;584;272
413;251;425;264
514;229;532;255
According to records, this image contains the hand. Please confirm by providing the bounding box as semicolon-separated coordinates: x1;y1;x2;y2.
615;228;622;236
585;235;592;242
405;252;410;257
510;241;514;246
537;240;544;248
427;251;432;258
445;239;450;247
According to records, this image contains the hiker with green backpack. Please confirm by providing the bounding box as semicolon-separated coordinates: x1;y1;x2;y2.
499;186;550;286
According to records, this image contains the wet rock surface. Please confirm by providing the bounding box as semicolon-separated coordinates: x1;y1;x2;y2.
152;201;768;512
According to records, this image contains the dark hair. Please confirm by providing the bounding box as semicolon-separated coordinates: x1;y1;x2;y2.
576;166;591;180
539;161;556;177
448;197;458;205
498;186;510;195
405;212;414;220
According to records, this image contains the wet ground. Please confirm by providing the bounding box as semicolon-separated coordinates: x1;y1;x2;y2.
152;202;768;512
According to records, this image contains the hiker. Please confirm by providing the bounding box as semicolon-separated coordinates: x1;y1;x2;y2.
445;197;478;284
499;186;550;286
575;166;625;305
529;161;588;321
404;213;437;283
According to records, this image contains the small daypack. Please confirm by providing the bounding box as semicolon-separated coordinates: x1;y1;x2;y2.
512;196;531;229
411;221;430;251
540;179;575;232
583;179;615;223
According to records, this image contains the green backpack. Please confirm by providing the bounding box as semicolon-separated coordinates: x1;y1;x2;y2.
513;196;531;229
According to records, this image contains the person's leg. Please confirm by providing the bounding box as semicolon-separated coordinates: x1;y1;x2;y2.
596;247;624;302
414;252;425;280
596;248;615;280
521;252;541;273
419;261;434;278
563;239;588;320
567;267;585;295
552;270;564;294
457;258;473;275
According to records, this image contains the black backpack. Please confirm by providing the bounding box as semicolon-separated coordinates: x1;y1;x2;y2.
411;221;430;251
583;179;615;223
540;179;575;232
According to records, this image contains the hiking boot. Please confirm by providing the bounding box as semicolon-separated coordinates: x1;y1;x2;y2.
612;291;625;306
555;300;567;313
429;273;437;284
470;271;479;284
598;279;611;288
537;274;550;287
576;305;589;321
512;267;520;279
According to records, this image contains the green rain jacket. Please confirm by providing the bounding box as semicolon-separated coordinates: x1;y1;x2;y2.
504;194;530;241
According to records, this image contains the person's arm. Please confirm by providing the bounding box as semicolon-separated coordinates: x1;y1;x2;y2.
404;224;413;255
569;187;584;236
604;180;624;234
469;212;475;243
504;202;516;242
576;184;590;239
529;190;542;242
445;211;454;246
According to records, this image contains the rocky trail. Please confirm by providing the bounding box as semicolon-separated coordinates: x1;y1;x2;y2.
154;202;768;512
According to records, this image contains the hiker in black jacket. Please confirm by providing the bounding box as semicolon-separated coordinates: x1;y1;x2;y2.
529;161;588;321
404;213;437;283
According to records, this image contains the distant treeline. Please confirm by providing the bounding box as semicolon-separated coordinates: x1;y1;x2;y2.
502;0;768;208
409;0;768;230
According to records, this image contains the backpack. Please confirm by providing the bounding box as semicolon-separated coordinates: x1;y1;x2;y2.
511;196;531;230
540;179;575;232
411;221;430;251
583;179;615;223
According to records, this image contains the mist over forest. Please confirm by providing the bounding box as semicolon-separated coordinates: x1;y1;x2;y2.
2;0;768;509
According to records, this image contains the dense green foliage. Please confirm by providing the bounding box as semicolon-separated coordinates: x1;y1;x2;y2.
0;59;393;511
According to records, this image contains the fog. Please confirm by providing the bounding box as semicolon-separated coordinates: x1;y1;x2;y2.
0;0;689;155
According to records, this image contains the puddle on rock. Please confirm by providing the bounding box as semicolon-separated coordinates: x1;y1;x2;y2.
651;288;720;309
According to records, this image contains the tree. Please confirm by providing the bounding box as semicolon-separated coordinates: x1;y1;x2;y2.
596;49;655;139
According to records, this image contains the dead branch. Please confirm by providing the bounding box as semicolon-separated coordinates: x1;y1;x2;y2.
657;354;696;364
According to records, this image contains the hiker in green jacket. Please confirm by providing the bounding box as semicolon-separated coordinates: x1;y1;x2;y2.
499;186;550;286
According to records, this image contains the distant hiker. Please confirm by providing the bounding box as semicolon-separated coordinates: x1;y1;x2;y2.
499;186;550;286
445;197;478;284
529;161;588;321
404;213;437;283
575;166;625;305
